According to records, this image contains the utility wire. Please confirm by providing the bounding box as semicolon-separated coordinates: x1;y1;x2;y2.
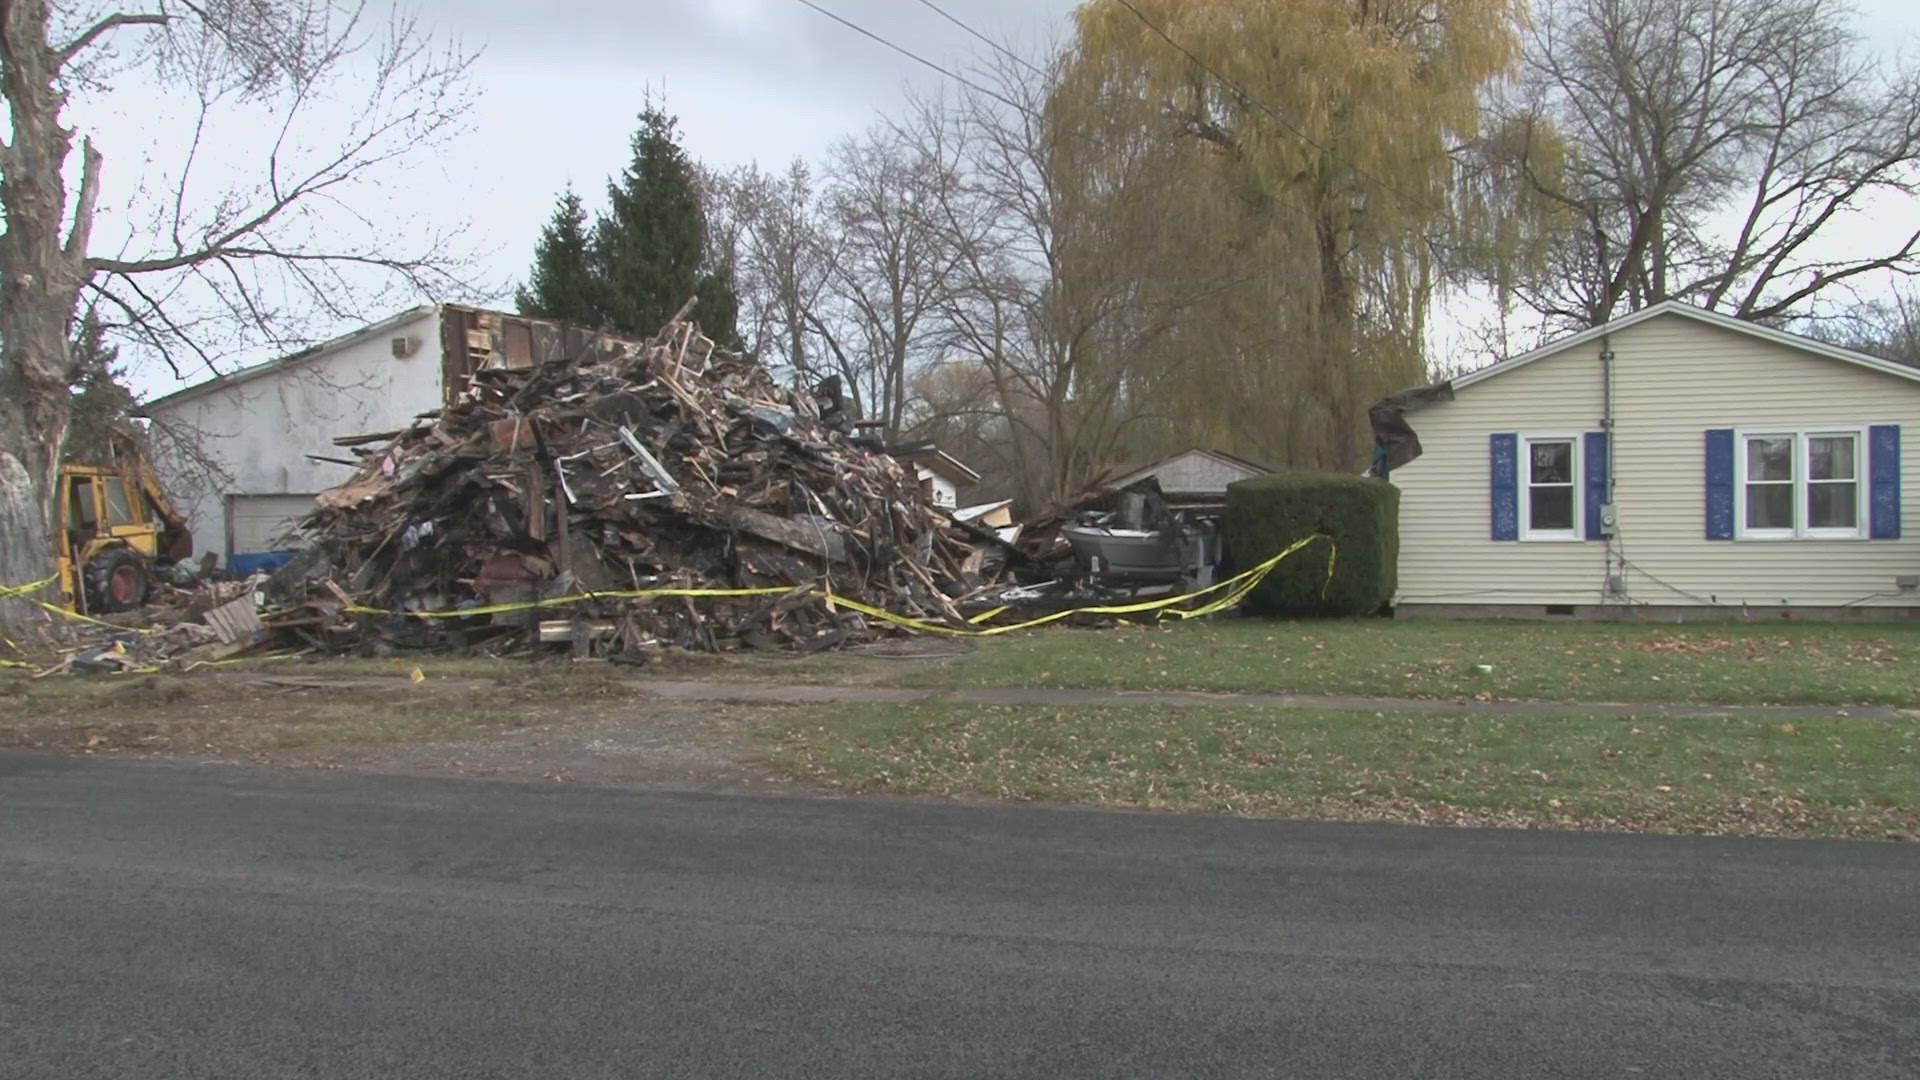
911;0;1048;78
789;0;1036;118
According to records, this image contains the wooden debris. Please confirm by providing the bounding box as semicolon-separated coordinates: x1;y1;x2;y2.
281;311;986;655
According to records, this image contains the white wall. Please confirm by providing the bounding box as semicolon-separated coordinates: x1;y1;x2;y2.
148;309;444;560
915;466;960;509
1393;311;1920;611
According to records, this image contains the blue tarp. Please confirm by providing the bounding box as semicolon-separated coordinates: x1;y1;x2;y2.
227;551;299;577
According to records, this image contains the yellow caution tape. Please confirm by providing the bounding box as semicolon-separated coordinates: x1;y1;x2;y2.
178;651;300;673
967;605;1011;625
0;574;58;600
0;573;162;636
2;534;1336;651
829;534;1333;638
332;533;1336;639
30;601;162;635
342;585;794;620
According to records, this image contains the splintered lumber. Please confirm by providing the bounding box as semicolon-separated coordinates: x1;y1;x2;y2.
289;310;988;655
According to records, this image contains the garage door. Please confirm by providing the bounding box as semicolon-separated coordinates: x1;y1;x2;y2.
227;494;317;554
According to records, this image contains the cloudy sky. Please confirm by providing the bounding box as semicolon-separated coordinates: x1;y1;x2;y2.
80;0;1920;396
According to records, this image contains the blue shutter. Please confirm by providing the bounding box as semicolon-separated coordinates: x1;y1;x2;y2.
1705;429;1735;540
1584;431;1610;540
1870;424;1901;540
1491;433;1518;541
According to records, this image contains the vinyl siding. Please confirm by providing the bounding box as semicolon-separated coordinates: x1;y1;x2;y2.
1393;312;1920;610
147;309;445;560
1393;335;1606;604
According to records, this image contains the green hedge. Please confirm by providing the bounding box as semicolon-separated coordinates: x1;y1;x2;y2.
1223;473;1399;617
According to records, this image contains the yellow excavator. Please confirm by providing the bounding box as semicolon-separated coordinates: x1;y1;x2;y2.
55;434;193;615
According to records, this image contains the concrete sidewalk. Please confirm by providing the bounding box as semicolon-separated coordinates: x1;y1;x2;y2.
634;679;1911;720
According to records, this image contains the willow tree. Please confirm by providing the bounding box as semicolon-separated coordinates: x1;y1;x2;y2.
1066;0;1526;470
910;48;1245;507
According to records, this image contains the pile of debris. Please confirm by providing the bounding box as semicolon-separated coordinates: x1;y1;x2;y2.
275;308;983;656
21;579;267;676
952;476;1223;612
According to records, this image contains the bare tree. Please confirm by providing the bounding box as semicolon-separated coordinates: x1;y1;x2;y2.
0;0;476;629
1802;286;1920;366
710;159;846;391
818;124;966;433
917;49;1249;506
903;357;1021;505
1489;0;1920;329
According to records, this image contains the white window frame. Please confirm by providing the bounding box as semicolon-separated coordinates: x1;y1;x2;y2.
1733;426;1867;541
1520;433;1583;542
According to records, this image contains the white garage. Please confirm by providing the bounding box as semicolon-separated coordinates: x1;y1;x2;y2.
225;494;317;556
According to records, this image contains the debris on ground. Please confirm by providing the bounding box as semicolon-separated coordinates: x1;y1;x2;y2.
966;476;1226;612
10;579;269;677
6;312;1277;676
261;306;983;657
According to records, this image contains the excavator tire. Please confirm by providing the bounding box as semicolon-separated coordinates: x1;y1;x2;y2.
84;547;151;614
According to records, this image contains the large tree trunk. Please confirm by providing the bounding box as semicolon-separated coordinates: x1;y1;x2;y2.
1313;207;1358;473
0;384;59;634
0;0;92;635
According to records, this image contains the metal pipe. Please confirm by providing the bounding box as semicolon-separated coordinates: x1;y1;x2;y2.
1601;336;1618;601
1600;335;1616;504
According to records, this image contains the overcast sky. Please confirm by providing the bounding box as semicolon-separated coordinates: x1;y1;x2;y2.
91;0;1920;396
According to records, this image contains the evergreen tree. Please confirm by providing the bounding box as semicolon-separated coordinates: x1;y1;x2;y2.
593;103;738;341
692;259;741;350
515;186;602;325
65;313;139;465
518;102;742;342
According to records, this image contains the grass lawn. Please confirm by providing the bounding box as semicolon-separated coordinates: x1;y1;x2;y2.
772;701;1920;839
188;615;1920;706
885;617;1920;706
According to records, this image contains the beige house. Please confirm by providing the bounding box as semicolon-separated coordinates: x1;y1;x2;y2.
1383;302;1920;619
1110;448;1272;514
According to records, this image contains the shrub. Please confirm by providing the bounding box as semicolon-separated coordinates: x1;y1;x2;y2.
1223;473;1399;617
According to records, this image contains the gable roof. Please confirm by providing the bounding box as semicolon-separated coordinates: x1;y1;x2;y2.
1111;447;1273;490
140;305;440;413
1452;301;1920;391
889;443;983;486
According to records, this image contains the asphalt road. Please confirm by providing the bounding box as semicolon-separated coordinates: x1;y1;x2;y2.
3;754;1916;1079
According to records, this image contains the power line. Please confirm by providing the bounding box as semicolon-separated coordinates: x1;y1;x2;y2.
789;0;1036;118
1110;0;1445;216
911;0;1048;79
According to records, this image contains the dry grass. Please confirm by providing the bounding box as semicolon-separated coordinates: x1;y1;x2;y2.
0;668;634;757
773;701;1920;840
885;618;1920;706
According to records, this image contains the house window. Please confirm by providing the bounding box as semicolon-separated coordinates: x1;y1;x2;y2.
1522;435;1580;540
1738;429;1864;539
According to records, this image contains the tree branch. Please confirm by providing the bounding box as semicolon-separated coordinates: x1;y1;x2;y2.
56;12;168;67
64;137;103;265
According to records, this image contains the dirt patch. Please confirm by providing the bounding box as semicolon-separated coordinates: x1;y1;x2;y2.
290;699;793;791
0;669;793;792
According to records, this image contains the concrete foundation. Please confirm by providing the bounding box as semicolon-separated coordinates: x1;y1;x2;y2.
1392;602;1920;623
